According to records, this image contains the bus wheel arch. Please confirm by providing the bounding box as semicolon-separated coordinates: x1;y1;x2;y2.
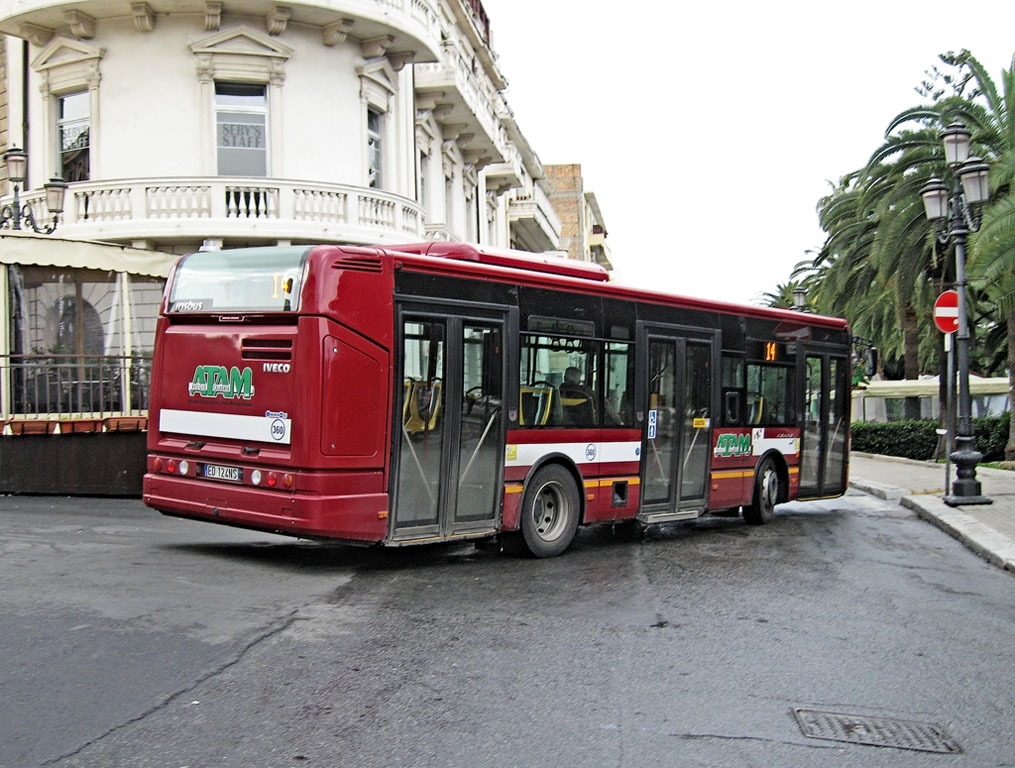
743;451;787;525
508;458;583;558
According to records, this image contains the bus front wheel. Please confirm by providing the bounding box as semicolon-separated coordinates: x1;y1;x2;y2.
516;465;580;558
744;458;779;525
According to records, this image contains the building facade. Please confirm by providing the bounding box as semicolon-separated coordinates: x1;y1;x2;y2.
0;0;585;491
545;163;612;270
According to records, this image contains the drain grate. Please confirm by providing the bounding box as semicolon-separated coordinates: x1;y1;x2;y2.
793;709;961;754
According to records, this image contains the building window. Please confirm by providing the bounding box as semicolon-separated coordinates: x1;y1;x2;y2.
215;82;267;176
58;91;90;181
367;108;383;188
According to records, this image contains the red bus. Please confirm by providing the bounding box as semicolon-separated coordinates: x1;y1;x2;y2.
143;242;851;557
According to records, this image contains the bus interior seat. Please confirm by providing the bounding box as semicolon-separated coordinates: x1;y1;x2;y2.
747;395;764;425
559;384;596;426
520;385;555;426
404;380;442;433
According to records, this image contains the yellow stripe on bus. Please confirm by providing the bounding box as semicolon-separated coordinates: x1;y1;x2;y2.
711;467;801;480
508;477;640;494
584;477;640;489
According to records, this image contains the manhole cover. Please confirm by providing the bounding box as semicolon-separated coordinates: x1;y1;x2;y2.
793;709;961;754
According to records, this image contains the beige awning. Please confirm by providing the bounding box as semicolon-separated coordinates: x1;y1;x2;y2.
0;231;176;277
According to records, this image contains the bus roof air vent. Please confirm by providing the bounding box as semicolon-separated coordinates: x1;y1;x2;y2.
386;242;610;283
332;254;384;274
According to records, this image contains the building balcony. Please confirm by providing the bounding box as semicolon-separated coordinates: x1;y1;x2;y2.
508;183;560;253
589;230;613;271
7;177;426;246
0;0;442;62
415;42;508;165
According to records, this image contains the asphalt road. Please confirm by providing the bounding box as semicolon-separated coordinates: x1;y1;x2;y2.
2;490;1013;767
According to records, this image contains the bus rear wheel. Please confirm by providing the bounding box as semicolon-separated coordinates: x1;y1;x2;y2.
744;458;779;525
517;465;580;558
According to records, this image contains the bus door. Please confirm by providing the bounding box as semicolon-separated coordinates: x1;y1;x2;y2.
639;329;717;520
797;348;850;498
391;308;508;541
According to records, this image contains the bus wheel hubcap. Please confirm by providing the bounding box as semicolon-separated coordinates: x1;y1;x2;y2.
532;481;568;541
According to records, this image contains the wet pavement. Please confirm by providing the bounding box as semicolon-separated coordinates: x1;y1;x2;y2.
850;452;1015;573
2;489;1014;767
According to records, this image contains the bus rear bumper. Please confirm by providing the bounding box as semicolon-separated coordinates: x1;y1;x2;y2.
143;474;389;542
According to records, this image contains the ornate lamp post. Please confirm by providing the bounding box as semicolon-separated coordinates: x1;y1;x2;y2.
920;122;992;505
792;285;808;311
0;148;68;234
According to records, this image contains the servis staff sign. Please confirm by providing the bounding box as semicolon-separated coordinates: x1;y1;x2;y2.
933;290;960;334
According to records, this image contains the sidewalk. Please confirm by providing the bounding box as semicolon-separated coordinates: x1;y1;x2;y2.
850;452;1015;574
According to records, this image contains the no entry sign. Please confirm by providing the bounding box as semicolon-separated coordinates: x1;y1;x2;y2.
934;290;960;334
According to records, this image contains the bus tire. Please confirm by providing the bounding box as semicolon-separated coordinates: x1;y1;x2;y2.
744;458;779;525
518;465;580;558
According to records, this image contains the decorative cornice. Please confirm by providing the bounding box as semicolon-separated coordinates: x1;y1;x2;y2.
322;18;354;46
463;151;490;171
266;6;290;36
204;1;222;31
440;123;467;141
432;103;455;122
387;51;416;71
415;92;445;111
131;3;155;33
361;35;394;59
19;22;53;47
64;10;96;40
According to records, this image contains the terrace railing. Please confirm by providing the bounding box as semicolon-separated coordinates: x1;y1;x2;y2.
1;354;151;421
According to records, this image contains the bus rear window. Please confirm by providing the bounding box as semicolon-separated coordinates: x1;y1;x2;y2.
168;247;310;312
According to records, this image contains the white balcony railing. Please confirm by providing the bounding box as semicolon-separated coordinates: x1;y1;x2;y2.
8;177;426;245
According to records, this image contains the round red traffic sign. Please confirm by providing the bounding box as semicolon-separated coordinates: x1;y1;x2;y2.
933;290;960;334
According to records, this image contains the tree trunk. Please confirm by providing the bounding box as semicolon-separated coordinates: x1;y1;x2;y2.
1006;309;1015;461
903;304;921;420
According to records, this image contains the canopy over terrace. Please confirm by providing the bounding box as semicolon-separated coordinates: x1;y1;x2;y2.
1;231;174;425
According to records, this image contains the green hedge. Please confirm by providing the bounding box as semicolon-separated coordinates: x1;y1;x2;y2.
851;414;1010;462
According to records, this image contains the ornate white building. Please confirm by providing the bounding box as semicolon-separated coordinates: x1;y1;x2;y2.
0;0;582;490
0;0;561;254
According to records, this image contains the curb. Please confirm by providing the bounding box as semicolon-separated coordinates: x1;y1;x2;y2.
849;478;906;503
850;472;1015;576
901;495;1015;574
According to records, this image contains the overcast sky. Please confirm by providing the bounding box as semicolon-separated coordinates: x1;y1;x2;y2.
481;0;1015;305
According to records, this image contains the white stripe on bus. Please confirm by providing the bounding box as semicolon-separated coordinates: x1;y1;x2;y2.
160;408;292;445
505;441;641;468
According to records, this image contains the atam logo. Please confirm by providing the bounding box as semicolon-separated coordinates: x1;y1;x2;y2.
714;432;751;458
188;365;255;399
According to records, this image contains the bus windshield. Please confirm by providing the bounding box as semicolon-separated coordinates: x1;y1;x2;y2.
168;247;310;313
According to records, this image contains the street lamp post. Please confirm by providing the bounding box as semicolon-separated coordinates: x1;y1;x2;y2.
920;122;992;506
0;148;68;234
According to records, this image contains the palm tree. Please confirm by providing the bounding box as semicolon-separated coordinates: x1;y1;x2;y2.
933;51;1015;457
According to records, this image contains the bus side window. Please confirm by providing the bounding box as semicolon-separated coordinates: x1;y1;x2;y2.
724;389;743;425
721;354;745;426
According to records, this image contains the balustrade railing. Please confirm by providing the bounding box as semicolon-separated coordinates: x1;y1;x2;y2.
1;354;151;420
8;178;425;240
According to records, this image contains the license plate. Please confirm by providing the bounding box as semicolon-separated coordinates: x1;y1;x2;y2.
203;463;242;483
